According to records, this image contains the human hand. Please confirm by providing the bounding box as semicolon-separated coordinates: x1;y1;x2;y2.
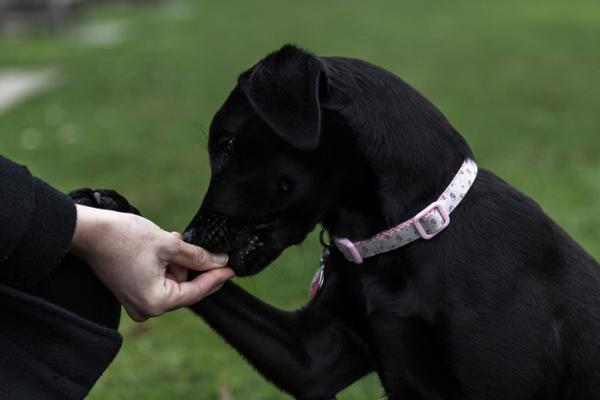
70;205;234;322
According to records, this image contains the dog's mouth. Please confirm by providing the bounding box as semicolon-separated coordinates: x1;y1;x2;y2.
183;213;281;276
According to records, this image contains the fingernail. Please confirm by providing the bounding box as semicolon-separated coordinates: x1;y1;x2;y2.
211;253;228;265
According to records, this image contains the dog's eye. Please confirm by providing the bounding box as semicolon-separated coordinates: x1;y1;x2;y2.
219;137;234;155
279;177;293;193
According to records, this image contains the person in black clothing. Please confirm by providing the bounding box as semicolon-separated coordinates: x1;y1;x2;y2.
0;155;234;399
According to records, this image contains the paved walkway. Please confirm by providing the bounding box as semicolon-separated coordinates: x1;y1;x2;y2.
74;21;126;46
0;69;57;114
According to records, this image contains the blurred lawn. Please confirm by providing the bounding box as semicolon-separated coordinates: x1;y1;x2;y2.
0;0;599;398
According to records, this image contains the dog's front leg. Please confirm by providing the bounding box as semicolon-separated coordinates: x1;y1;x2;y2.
190;280;373;400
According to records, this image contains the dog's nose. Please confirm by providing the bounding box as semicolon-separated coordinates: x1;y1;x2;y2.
182;229;194;243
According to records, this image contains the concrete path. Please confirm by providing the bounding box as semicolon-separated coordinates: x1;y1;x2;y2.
74;21;127;46
0;69;58;114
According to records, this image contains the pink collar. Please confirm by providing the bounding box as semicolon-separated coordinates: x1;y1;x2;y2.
334;159;478;264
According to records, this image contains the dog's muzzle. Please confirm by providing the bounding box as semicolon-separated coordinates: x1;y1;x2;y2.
183;212;276;276
182;229;194;243
183;213;250;252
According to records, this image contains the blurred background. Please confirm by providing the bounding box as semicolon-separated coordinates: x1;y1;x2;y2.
0;0;598;398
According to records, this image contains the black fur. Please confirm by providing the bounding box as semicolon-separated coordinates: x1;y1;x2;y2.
70;188;141;215
111;45;600;399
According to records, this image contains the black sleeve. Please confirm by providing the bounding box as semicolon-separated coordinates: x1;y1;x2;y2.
0;156;77;291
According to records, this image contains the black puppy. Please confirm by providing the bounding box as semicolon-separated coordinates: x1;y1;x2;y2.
107;46;600;399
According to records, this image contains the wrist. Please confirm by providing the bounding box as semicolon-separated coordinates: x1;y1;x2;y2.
71;205;111;260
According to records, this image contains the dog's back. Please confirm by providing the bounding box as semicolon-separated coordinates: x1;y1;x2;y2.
429;168;600;398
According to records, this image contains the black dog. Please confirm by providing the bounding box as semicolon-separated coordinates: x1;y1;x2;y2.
104;45;600;399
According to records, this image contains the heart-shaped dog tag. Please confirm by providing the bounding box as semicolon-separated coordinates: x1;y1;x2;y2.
309;246;330;299
309;265;325;299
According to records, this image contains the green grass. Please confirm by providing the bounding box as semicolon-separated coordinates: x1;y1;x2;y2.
1;0;599;398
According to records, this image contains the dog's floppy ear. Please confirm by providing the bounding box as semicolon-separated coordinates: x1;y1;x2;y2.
239;45;326;151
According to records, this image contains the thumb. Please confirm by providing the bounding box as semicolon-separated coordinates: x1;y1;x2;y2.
166;240;229;271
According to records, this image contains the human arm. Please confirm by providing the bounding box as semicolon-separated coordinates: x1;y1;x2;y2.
70;204;234;321
0;155;233;321
0;156;77;290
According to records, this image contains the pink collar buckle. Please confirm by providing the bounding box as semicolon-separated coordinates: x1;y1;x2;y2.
413;201;450;240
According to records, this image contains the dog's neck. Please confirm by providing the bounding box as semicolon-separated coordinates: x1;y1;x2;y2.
321;59;474;245
323;140;471;245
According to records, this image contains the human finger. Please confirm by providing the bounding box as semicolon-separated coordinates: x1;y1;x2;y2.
165;267;234;309
167;263;188;282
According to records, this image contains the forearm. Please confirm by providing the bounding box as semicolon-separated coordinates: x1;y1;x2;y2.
190;281;373;399
0;156;77;290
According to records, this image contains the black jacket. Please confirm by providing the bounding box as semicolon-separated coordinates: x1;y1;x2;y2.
0;156;121;399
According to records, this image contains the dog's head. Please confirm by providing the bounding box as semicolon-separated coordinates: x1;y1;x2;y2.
183;45;355;276
183;45;472;276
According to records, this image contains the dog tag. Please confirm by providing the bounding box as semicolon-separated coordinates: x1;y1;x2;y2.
309;265;325;299
309;246;329;299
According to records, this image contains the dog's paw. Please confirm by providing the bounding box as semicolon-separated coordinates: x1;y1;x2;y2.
69;188;141;215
